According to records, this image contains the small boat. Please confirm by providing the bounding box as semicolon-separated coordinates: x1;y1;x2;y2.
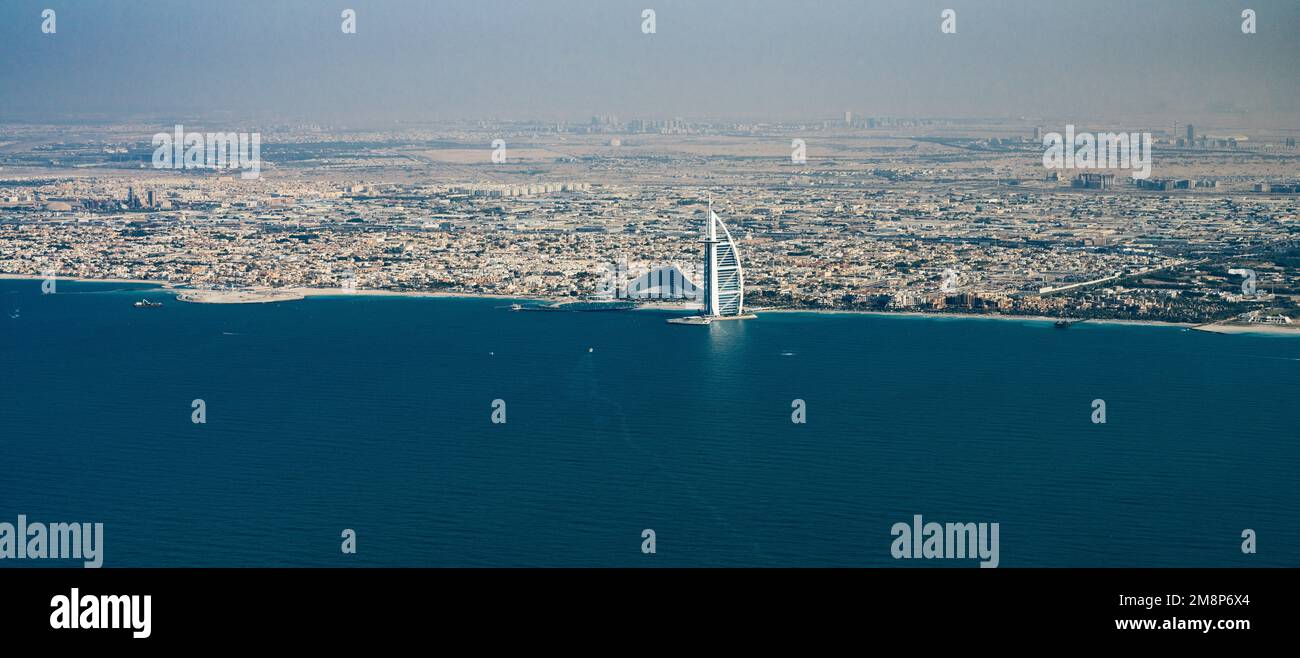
133;299;163;308
1054;318;1086;328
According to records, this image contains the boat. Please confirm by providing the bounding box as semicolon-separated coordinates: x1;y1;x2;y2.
133;299;163;308
1054;318;1086;328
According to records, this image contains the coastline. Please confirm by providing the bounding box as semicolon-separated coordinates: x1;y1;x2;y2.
3;273;1297;334
760;307;1299;335
167;286;551;305
291;287;538;301
0;273;545;304
0;273;167;286
757;307;1198;329
1189;323;1300;336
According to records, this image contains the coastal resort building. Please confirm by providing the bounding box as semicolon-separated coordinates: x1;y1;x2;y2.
668;199;756;325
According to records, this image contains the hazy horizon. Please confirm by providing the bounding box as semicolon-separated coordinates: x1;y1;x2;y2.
2;0;1298;127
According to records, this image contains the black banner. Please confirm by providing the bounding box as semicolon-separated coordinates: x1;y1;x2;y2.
0;568;1286;645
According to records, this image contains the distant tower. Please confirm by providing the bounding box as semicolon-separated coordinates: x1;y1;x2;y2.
702;198;744;317
844;111;853;127
1186;124;1195;148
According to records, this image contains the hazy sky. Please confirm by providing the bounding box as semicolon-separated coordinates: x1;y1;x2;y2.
2;0;1298;125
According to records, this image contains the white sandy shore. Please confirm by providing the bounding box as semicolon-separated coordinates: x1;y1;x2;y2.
1190;323;1300;336
757;307;1199;329
290;287;538;301
175;289;305;304
177;286;552;304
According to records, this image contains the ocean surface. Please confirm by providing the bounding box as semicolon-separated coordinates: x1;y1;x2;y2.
1;279;1297;567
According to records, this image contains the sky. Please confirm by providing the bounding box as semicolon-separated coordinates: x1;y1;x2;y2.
1;0;1298;126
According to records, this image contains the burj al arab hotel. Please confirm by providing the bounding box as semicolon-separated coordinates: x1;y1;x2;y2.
668;199;756;325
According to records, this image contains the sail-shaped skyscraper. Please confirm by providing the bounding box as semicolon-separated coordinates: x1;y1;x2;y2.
703;199;744;317
669;199;754;324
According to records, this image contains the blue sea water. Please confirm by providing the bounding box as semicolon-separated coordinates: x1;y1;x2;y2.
1;279;1297;567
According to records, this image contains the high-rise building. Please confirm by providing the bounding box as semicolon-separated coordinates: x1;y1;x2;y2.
702;201;744;317
1072;173;1115;190
1186;124;1195;147
844;111;853;126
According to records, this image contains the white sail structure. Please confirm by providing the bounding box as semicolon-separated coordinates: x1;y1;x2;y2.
703;200;744;317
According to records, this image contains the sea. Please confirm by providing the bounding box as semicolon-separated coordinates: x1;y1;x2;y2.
1;279;1297;567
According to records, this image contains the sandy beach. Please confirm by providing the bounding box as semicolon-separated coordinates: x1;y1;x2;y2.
175;289;306;304
757;307;1199;330
1191;323;1300;336
175;286;552;304
290;287;539;301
